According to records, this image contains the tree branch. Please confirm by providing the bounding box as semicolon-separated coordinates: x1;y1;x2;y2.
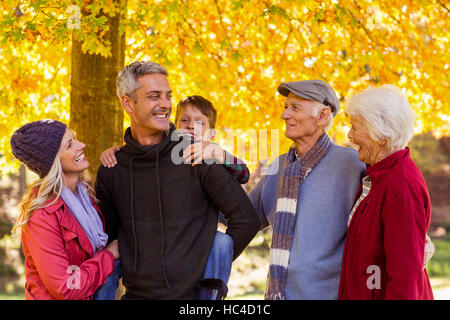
214;0;234;50
437;0;450;13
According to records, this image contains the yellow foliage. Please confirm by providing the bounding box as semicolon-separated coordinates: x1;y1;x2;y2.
0;0;449;174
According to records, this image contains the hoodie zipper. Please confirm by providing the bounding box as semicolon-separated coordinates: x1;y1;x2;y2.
129;157;138;273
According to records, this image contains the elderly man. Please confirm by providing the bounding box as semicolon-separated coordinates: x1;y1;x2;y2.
95;61;259;299
249;80;366;300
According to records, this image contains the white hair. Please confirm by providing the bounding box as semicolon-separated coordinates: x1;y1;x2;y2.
346;84;415;153
312;102;334;133
116;61;168;102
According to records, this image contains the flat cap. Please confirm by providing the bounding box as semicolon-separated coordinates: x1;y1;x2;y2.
278;80;340;116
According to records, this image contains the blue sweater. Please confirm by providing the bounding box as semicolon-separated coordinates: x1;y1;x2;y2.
249;143;365;299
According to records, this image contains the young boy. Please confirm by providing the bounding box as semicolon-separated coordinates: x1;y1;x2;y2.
102;95;249;184
98;95;250;300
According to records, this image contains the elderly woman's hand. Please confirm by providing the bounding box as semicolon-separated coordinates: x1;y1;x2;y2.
423;234;435;269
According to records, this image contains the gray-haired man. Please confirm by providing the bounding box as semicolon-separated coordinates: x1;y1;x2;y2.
95;61;259;299
249;80;366;299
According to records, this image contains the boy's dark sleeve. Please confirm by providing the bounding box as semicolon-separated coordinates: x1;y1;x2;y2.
198;164;260;260
222;151;250;184
95;166;120;243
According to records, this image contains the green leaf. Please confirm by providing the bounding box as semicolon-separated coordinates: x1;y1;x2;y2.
25;22;37;32
314;9;324;22
95;15;108;27
12;27;25;42
231;50;242;62
192;41;203;54
55;23;69;42
271;6;289;19
29;0;47;12
232;0;243;11
43;15;54;28
220;39;228;50
167;1;179;13
86;3;101;15
1;13;17;28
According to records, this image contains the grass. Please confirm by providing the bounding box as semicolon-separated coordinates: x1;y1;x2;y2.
427;233;450;277
228;231;450;300
0;292;24;300
0;231;449;300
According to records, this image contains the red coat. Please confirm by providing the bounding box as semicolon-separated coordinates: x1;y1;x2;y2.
338;148;433;300
21;196;115;300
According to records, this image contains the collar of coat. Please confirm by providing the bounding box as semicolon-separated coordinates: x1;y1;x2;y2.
41;196;103;257
365;147;410;181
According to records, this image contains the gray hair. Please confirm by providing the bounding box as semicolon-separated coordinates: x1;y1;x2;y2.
116;61;168;102
346;84;415;153
312;102;334;133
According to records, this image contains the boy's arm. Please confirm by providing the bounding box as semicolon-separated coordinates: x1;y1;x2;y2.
95;166;120;242
100;145;122;168
183;142;250;184
222;151;250;184
197;164;260;260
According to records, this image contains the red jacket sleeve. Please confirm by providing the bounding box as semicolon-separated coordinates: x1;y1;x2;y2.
22;209;115;300
382;183;429;299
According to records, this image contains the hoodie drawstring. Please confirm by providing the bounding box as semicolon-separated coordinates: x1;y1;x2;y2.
156;145;171;288
129;157;138;273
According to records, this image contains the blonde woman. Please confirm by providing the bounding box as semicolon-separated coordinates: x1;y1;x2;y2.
11;119;119;300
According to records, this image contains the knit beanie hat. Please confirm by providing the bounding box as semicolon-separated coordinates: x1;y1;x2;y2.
10;119;67;178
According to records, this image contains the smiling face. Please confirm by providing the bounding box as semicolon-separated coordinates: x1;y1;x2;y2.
122;73;172;138
176;104;212;140
348;115;386;165
281;92;322;141
58;128;89;176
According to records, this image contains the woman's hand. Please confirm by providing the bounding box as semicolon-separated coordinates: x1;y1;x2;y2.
100;145;121;168
105;239;119;259
423;234;435;269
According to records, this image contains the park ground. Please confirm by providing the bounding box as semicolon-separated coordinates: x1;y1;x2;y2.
0;133;449;300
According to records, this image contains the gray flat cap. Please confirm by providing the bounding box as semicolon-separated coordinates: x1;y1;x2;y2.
278;80;340;116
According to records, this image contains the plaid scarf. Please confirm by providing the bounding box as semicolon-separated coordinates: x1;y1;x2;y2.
265;133;332;300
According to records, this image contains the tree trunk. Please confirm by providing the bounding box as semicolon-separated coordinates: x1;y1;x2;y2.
70;0;126;181
18;164;26;197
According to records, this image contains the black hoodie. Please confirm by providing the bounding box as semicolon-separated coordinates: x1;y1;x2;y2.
95;124;260;299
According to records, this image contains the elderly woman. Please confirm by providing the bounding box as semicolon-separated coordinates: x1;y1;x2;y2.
338;85;433;300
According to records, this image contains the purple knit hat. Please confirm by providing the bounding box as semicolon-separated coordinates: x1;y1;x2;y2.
10;119;67;178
